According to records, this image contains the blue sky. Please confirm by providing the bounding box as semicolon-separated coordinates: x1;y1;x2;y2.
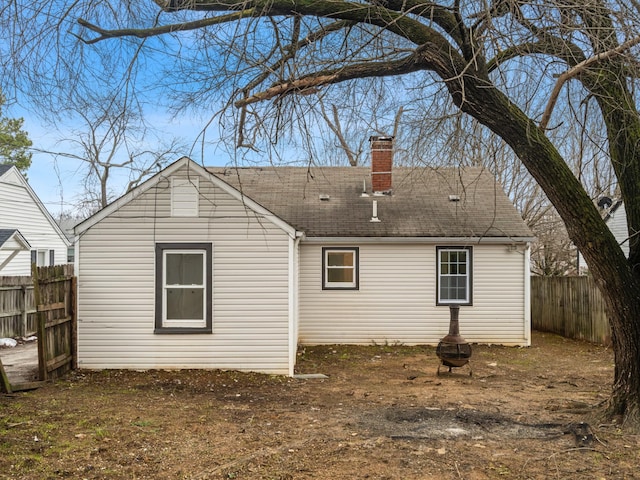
13;107;233;219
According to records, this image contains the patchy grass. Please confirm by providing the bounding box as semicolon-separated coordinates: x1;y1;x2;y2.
1;332;638;479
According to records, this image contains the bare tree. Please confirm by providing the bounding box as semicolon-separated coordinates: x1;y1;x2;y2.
56;94;185;216
3;1;640;428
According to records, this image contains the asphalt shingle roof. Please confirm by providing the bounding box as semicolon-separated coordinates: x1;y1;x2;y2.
0;164;12;176
208;166;533;239
0;229;18;247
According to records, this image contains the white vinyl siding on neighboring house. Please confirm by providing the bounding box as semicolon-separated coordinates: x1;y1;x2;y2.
298;243;528;346
578;203;629;272
76;163;293;374
0;168;68;275
608;205;629;258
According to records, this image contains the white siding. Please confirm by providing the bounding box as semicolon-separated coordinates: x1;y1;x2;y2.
0;170;69;276
578;203;630;271
298;243;528;346
608;205;629;258
76;165;293;374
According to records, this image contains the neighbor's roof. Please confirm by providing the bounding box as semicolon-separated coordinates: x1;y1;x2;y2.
0;164;12;176
0;229;17;246
208;166;533;240
0;229;31;249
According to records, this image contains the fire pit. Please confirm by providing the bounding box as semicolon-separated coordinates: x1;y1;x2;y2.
436;305;472;376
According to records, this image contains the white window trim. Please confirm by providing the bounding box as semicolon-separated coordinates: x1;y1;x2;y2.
322;247;359;290
155;243;213;334
437;246;472;305
37;249;48;266
162;249;207;329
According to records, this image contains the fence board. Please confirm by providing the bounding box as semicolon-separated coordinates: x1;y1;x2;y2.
31;264;76;381
0;277;36;338
531;276;611;345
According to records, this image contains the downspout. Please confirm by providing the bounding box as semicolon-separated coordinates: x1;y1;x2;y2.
288;231;304;376
524;243;531;346
73;233;81;366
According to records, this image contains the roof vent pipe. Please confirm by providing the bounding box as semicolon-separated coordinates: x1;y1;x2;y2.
370;200;381;223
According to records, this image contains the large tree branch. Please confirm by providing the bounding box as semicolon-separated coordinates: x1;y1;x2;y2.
77;11;255;44
243;19;353;95
487;39;586;73
81;1;455;55
234;52;430;107
540;34;640;130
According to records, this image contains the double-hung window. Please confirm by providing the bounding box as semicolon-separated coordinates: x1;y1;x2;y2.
437;246;472;305
322;247;359;290
155;243;212;333
31;249;51;266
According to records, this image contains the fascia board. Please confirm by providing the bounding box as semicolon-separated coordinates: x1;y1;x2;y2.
75;157;299;238
0;229;32;250
74;157;193;235
301;236;537;244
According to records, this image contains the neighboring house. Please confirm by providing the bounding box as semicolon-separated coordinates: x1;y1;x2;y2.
74;137;535;375
0;165;70;275
577;199;629;273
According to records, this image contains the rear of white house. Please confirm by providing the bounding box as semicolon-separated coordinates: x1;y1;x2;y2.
75;160;298;375
75;142;534;376
298;242;530;346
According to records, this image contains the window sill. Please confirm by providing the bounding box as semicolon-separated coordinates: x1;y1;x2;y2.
154;327;212;334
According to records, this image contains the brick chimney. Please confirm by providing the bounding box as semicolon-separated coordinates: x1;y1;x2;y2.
370;136;394;194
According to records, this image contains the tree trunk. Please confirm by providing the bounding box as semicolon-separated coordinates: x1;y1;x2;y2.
448;75;640;429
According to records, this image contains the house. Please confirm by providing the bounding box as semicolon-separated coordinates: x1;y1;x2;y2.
0;165;70;275
74;137;535;375
577;199;629;273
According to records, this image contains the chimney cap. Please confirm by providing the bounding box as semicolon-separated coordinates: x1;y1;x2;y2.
369;135;394;142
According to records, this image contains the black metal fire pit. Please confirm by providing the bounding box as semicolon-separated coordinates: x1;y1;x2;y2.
436;305;472;376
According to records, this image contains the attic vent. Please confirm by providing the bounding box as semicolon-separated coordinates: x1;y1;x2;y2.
449;194;460;202
319;194;330;201
171;177;199;217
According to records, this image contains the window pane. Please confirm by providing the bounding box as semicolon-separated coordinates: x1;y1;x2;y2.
327;268;354;283
440;277;466;301
166;253;203;285
327;251;353;267
439;248;469;302
166;288;204;320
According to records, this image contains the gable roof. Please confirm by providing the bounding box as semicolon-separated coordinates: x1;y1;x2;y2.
74;157;298;237
0;229;31;249
209;166;534;241
0;165;70;247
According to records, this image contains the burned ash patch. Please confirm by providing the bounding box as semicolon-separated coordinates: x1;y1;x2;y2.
358;407;565;441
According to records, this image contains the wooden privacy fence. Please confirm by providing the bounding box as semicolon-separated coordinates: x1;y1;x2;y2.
1;264;76;393
32;264;76;383
0;276;37;338
530;276;611;346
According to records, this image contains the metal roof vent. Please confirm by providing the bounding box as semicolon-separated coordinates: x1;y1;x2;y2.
319;194;330;201
370;200;381;223
597;196;612;209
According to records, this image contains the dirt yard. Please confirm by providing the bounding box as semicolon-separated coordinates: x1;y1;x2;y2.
1;332;638;479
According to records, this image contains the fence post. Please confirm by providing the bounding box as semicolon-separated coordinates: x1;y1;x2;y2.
31;263;47;381
20;285;27;338
0;358;12;394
